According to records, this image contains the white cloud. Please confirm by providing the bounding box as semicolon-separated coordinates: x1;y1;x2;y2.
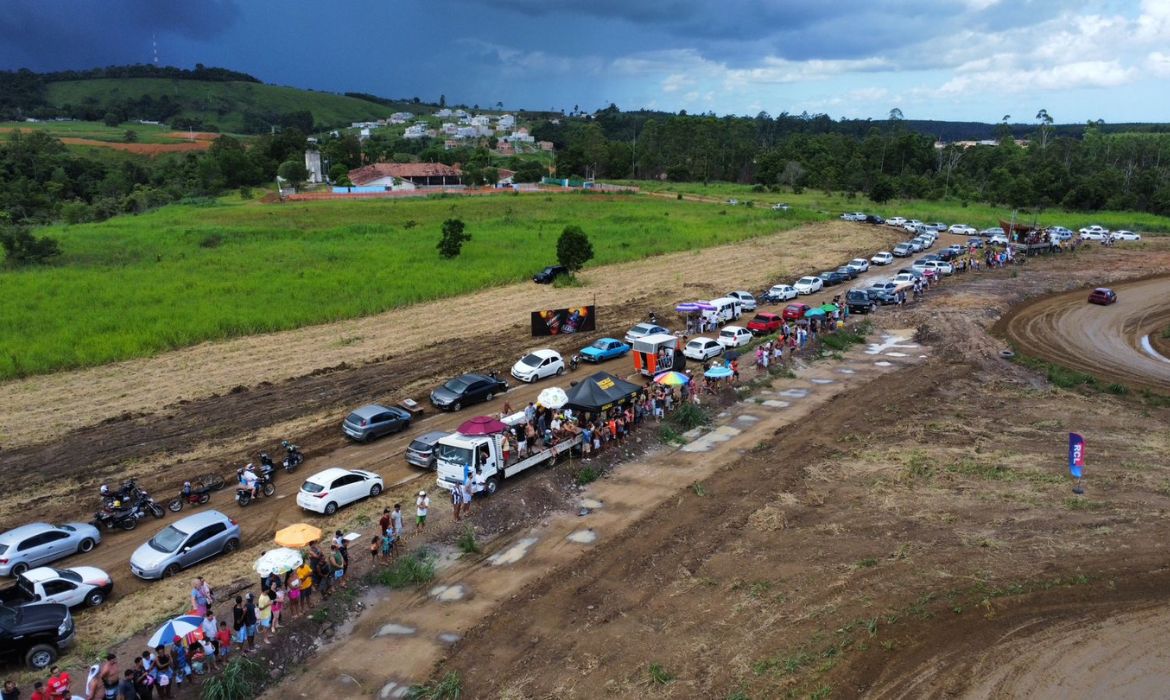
1147;51;1170;77
661;73;692;93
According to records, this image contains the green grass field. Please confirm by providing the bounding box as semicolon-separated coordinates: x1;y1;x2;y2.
0;120;199;143
0;192;822;379
619;181;1170;234
45;79;404;133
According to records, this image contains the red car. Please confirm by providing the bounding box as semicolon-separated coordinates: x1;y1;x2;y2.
782;303;811;321
1087;287;1117;305
746;312;782;335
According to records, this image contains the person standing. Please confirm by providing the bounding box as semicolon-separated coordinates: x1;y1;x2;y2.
191;579;209;617
295;560;314;612
450;484;463;523
379;508;391;538
391;503;404;544
416;491;430;531
1;681;18;700
116;671;135;700
232;596;246;651
46;667;70;700
257;589;273;644
271;581;284;632
242;594;258;652
197;576;214;610
333;530;349;576
330;544;346;589
460;477;474;519
152;646;172;699
99;653;119;700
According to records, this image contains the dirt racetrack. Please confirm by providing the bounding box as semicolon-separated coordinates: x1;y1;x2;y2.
998;275;1170;393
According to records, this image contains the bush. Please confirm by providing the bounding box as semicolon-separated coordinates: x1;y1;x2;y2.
370;551;436;588
575;466;599;485
406;672;463;700
200;657;265;700
457;526;480;554
0;226;62;266
437;218;470;259
669;403;711;431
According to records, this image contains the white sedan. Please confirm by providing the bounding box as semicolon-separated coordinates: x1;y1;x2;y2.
717;326;753;348
846;258;870;273
794;276;824;295
510;348;565;383
297;468;384;515
684;337;723;361
1111;230;1141;241
766;284;798;302
948;224;976;235
1079;225;1109;237
886;217;907;227
870;251;894;266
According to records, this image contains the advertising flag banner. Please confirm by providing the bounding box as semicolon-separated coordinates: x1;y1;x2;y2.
1068;432;1085;479
530;305;596;336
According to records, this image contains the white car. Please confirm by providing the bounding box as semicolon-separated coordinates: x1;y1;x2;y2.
684;337;723;361
793;276;824;295
297;468;384;515
903;219;924;232
887;217;907;227
846;258;870;273
870;251;894;266
989;233;1009;245
717;326;753;348
771;203;791;211
1111;230;1141;241
840;212;866;221
948;224;976;235
2;566;113;609
727;291;757;311
979;227;1002;237
1079;225;1109;237
510;348;565;383
926;222;947;232
766;284;798;302
624;323;670;344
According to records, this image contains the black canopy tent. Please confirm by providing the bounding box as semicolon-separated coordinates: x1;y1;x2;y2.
564;371;642;413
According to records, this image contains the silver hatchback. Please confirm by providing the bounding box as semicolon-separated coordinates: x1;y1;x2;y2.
405;431;451;469
0;523;102;577
130;510;240;580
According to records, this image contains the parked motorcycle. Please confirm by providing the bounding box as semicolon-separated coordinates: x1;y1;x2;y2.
167;480;212;512
569;354;581;371
92;504;139;531
281;440;304;473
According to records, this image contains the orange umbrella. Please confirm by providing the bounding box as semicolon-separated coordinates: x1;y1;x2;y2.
274;523;322;549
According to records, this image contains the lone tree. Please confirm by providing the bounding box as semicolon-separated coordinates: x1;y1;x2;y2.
869;177;895;204
556;225;594;273
437;218;470;259
277;160;309;190
0;226;62;266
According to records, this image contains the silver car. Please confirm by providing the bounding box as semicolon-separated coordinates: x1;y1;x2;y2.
0;523;102;577
130;510;240;580
405;431;451;469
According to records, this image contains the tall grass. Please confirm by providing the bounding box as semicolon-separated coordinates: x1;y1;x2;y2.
200;657;266;700
368;550;436;588
0;194;819;379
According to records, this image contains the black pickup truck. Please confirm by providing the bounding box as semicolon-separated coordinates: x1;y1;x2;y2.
0;602;75;670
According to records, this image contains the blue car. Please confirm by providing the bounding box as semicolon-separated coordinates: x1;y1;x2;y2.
580;338;631;363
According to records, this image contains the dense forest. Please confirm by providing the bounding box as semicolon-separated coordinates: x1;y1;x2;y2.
538;106;1170;215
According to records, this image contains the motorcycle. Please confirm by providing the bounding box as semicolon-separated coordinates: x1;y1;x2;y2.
92;504;139;531
236;468;276;507
167;480;212;512
569;354;581;371
100;480;164;519
281;440;304;473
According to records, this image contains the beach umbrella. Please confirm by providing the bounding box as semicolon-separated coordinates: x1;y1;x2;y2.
819;303;838;313
147;615;206;649
704;366;733;379
675;303;700;313
693;301;717;311
254;547;303;577
804;308;827;317
536;386;569;409
274;523;322;549
654;371;690;386
456;415;508;435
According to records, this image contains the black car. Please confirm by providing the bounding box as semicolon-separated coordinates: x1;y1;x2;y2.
819;271;849;286
835;266;859;280
845;289;876;314
430;373;508;411
342;404;413;442
532;265;568;284
0;603;74;670
936;249;958;262
865;214;885;225
864;288;900;305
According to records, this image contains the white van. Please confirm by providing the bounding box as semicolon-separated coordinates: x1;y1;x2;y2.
701;297;743;326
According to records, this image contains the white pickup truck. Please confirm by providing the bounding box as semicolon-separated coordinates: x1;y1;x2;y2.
435;414;583;496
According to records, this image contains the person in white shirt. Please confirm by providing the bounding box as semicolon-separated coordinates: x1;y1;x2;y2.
415;491;430;531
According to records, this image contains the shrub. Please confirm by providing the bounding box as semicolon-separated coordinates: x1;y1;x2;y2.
0;226;61;266
370;551;435;588
670;403;711;431
437;218;470;259
648;663;674;685
406;672;463;700
575;466;599;485
457;526;480;554
200;657;265;700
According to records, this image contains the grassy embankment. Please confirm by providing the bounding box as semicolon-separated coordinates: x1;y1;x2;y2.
0;120;207;143
619;180;1170;234
0;192;821;379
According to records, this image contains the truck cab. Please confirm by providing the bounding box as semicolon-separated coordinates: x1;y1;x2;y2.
0;602;75;670
434;413;582;496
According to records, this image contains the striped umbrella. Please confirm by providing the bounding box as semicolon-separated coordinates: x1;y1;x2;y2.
147;614;206;648
654;371;690;386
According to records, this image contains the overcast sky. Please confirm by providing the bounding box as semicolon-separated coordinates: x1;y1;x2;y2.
2;0;1168;123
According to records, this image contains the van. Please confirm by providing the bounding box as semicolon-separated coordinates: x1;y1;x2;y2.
701;297;742;326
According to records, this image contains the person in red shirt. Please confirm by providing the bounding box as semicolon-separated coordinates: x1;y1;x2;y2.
45;666;70;699
29;681;49;700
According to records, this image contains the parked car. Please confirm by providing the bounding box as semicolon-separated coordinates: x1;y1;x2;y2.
764;284;798;302
906;240;924;253
623;323;670;344
846;258;870;273
1047;226;1074;241
130;511;240;580
717;326;753;348
948;224;976;235
726;198;738;205
726;290;757;311
0;567;113;609
1111;230;1141;241
864;214;885;225
863;287;900;305
297;468;383;516
835;266;859;280
782;303;811;321
342;404;412;442
886;217;907;227
405;431;451;469
430;373;508;412
771;202;791;211
819;271;848;286
892;244;913;257
845;289;876;314
793;276;823;295
871;251;894;266
912;236;932;249
746;312;782;335
979;227;1002;237
903;219;924;231
840;212;866;221
683;337;723;361
0;523;101;577
0;602;74;670
989;233;1009;245
868;281;901;294
532;265;568;284
510;348;565;383
1088;287;1117;305
579;338;631;363
1079;225;1109;237
967;237;985;249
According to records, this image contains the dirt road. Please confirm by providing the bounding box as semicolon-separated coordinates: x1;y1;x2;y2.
998;275;1170;392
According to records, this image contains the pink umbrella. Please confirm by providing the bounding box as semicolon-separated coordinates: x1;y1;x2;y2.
457;416;509;435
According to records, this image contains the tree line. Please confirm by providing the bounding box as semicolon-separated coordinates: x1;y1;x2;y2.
540;107;1170;215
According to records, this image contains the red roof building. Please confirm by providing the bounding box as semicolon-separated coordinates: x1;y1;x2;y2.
348;162;463;187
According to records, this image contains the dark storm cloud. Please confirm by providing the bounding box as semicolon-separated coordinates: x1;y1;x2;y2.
0;0;239;70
